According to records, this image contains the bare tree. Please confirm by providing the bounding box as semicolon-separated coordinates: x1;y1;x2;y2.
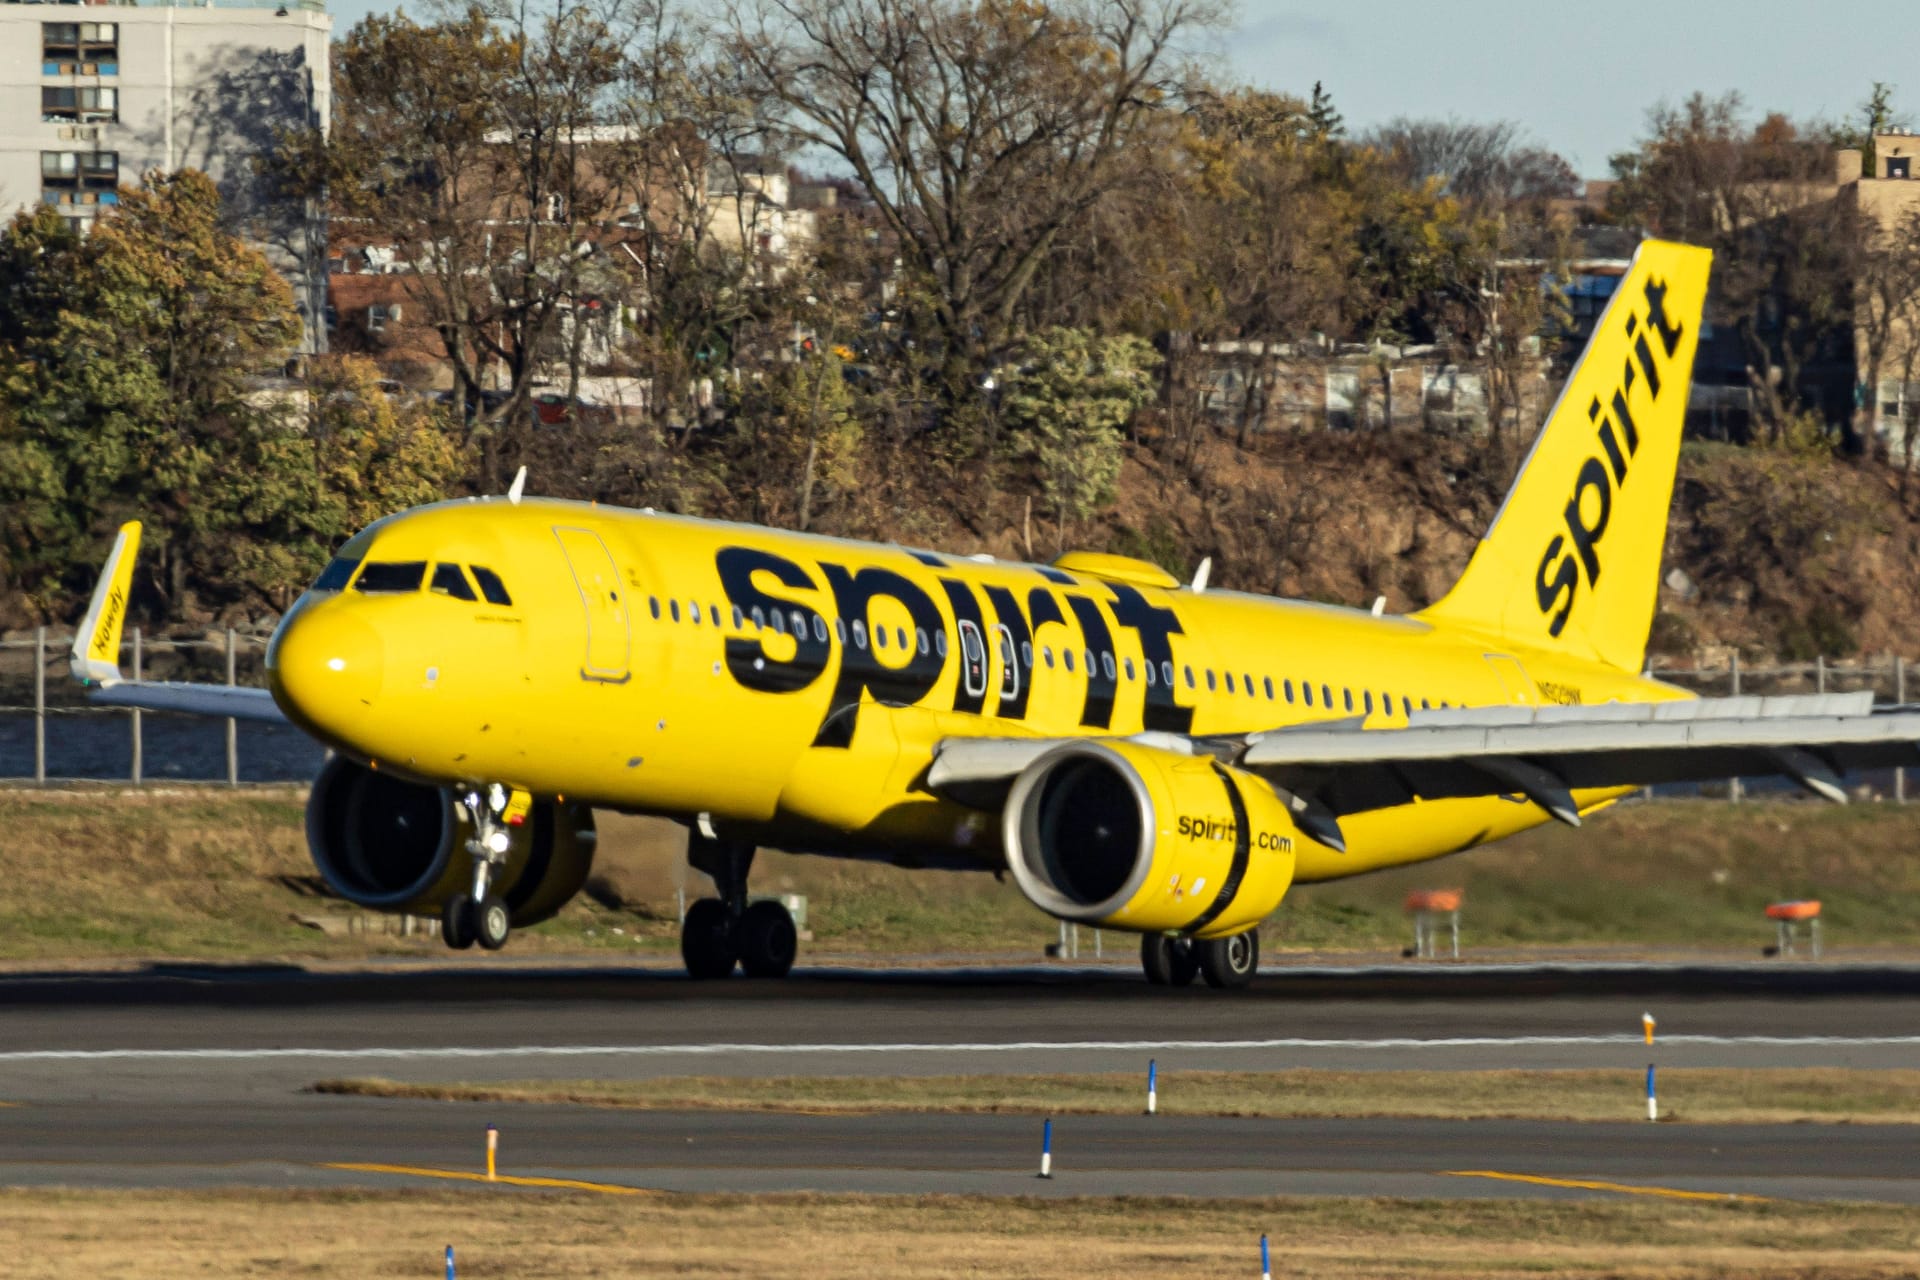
1363;117;1577;212
1611;94;1860;444
1855;207;1920;464
318;4;641;482
724;0;1222;399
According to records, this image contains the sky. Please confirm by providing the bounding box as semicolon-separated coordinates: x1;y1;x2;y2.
319;0;1914;181
1220;0;1913;177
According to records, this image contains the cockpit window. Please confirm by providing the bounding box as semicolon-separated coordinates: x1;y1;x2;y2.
353;561;428;594
312;557;359;592
469;565;513;607
431;563;477;601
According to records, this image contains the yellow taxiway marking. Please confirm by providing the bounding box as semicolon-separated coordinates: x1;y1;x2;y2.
322;1162;652;1196
1442;1170;1765;1203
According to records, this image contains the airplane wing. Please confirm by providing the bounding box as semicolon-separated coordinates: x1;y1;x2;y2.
68;522;291;725
927;692;1920;852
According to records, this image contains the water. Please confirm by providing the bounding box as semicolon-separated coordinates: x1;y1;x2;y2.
0;712;325;783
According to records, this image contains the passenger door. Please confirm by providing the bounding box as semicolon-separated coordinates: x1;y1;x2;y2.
553;527;631;683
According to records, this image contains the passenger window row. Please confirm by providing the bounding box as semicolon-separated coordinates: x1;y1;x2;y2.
642;596;1461;718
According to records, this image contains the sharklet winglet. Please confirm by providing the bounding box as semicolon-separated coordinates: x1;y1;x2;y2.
70;521;140;687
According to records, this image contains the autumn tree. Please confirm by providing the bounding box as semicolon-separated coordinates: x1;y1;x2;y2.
0;173;306;615
999;327;1158;545
1177;88;1351;446
0;175;468;620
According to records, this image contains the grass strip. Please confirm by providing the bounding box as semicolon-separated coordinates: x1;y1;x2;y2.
14;792;1920;962
5;1188;1918;1279
312;1066;1920;1124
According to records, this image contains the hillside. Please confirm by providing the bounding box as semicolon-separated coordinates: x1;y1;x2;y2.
8;422;1911;672
920;429;1920;666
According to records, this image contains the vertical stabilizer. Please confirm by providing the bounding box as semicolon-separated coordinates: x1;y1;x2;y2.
1417;240;1711;672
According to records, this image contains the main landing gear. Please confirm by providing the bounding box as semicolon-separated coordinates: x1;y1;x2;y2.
681;827;798;980
1141;929;1259;989
443;784;515;952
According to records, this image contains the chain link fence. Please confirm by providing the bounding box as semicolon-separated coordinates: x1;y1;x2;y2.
1647;654;1914;802
0;628;322;785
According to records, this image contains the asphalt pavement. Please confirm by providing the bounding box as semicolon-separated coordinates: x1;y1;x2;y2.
3;960;1919;1201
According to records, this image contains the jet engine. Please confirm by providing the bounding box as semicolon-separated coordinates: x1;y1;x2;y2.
1002;739;1299;938
305;756;596;926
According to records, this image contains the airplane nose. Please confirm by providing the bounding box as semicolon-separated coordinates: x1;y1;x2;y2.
269;608;385;732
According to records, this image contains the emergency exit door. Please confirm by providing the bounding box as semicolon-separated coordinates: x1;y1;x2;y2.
554;527;631;683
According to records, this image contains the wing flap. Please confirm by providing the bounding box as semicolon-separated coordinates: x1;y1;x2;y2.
1243;697;1920;837
1241;695;1897;768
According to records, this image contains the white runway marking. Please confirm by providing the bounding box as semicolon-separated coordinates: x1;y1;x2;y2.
4;1034;1920;1062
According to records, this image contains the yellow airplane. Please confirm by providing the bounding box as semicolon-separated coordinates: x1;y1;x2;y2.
69;240;1920;985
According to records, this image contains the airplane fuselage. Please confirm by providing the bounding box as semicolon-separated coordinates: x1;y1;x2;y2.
266;497;1687;883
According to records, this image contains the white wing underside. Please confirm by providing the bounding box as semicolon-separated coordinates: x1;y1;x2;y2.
87;682;288;723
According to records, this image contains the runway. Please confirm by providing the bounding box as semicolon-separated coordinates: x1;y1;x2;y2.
4;1097;1917;1202
4;961;1920;1202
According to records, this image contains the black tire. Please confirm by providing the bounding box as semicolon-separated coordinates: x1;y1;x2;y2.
681;897;738;979
1141;934;1200;987
736;899;799;979
1167;938;1200;987
1141;934;1172;985
1196;929;1259;989
442;893;476;950
475;894;512;951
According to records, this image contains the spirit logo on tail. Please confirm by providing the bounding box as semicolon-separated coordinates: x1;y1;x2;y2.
1535;275;1688;636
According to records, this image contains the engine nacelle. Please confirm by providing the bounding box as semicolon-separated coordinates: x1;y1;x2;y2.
1003;740;1299;939
305;756;597;926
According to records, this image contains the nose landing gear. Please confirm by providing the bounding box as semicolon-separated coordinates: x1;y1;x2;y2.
680;826;798;979
443;784;517;952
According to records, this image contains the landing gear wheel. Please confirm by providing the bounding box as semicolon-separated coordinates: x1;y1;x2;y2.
441;893;476;950
474;894;512;951
1196;929;1260;989
736;899;799;979
1141;935;1200;987
681;897;739;979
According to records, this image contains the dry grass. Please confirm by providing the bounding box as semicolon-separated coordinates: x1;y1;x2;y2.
14;787;1920;961
5;1188;1920;1279
313;1067;1920;1125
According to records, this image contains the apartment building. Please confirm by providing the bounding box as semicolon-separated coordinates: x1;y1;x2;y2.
0;0;332;350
